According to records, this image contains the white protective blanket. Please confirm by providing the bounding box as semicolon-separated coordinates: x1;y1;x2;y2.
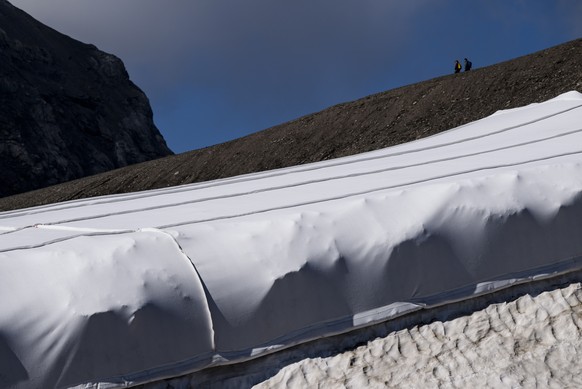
1;92;582;388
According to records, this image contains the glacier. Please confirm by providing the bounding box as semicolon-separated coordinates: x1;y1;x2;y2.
1;91;582;388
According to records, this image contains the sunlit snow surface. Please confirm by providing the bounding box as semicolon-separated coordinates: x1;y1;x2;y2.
2;92;582;388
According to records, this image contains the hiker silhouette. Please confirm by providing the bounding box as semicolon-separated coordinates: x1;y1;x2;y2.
464;58;472;71
454;60;462;74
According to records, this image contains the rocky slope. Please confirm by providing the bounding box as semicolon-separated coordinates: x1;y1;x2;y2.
0;38;581;211
0;0;172;198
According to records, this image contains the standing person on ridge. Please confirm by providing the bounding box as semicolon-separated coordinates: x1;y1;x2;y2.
454;60;462;74
464;58;472;71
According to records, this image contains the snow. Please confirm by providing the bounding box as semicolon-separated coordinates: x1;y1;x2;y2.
1;91;582;388
252;279;582;389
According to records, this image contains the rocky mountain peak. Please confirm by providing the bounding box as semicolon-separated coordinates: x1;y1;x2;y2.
0;0;173;197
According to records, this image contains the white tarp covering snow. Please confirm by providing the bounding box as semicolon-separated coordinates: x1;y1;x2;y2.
1;91;582;388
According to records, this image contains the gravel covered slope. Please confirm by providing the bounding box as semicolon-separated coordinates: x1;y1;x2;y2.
1;38;581;211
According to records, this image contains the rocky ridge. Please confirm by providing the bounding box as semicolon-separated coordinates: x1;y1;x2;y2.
0;0;172;198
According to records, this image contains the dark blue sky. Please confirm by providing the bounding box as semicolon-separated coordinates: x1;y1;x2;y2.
12;0;582;154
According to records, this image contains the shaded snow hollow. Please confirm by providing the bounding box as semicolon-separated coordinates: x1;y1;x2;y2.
1;92;582;388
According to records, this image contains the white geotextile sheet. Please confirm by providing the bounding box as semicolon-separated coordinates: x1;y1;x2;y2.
1;92;582;387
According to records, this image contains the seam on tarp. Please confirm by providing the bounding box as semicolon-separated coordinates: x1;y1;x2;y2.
142;228;217;353
2;101;581;221
0;225;134;253
7;125;582;229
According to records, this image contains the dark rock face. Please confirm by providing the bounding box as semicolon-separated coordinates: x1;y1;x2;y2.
0;0;172;198
0;38;581;211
